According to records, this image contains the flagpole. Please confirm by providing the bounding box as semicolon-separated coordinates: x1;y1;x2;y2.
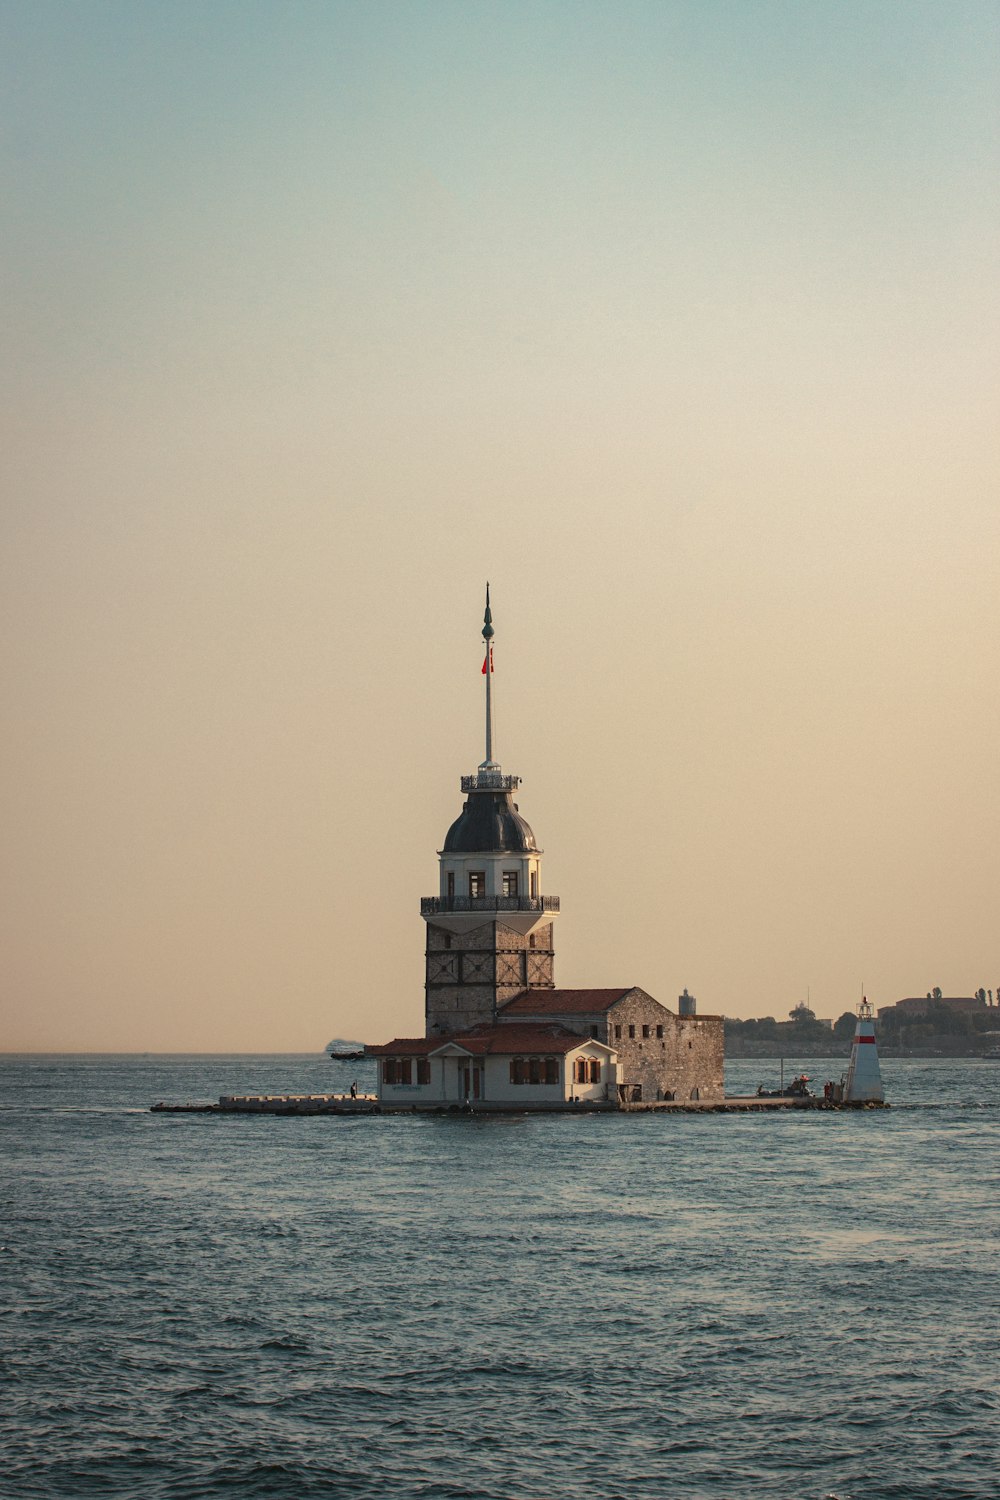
482;583;495;770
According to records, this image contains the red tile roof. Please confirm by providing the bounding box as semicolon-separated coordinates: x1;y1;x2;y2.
368;1023;604;1058
365;1038;434;1057
449;1024;595;1056
499;988;633;1015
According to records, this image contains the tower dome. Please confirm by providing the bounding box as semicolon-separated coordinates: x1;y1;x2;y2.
443;787;538;854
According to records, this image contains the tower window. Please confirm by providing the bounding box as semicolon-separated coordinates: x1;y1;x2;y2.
469;872;486;897
642;1025;650;1039
447;872;455;898
530;871;538;898
656;1025;663;1039
628;1025;635;1040
443;932;452;949
529;934;536;949
502;871;518;897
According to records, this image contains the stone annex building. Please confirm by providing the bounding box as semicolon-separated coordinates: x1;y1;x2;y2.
369;590;724;1110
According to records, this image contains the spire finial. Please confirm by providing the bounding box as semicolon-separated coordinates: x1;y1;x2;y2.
483;582;494;640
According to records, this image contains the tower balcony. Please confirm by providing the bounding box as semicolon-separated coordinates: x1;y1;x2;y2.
421;895;560;916
460;771;521;792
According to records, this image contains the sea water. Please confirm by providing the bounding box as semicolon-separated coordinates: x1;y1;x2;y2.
1;1055;997;1499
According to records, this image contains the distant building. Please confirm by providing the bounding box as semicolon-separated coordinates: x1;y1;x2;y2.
370;589;724;1109
878;995;988;1019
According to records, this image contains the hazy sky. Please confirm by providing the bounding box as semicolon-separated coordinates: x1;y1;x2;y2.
2;1;998;1051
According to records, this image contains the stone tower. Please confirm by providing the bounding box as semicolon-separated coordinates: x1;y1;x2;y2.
421;588;559;1036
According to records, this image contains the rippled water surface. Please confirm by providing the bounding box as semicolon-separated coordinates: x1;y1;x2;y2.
2;1055;998;1499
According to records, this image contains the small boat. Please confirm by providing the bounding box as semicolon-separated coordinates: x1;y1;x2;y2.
328;1049;366;1061
756;1074;813;1099
980;1049;1000;1061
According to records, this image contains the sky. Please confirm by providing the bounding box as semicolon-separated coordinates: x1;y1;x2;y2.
2;0;998;1051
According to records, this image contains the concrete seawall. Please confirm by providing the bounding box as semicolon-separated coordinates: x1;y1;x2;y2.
151;1093;888;1117
151;1093;380;1115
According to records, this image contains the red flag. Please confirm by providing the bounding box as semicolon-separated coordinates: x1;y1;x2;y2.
481;647;493;674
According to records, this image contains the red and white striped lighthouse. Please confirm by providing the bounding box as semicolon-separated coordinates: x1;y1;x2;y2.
842;997;884;1103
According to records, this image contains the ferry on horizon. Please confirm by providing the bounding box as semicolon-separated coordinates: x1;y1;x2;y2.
326;1038;366;1061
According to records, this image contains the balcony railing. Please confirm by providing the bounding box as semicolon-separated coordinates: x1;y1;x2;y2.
421;895;560;916
460;772;521;792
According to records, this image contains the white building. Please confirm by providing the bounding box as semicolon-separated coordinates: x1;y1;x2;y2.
370;1024;620;1110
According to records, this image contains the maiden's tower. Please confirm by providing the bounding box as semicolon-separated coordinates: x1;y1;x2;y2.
369;589;724;1109
421;586;558;1035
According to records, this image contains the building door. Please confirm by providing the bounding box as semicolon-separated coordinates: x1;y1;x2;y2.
460;1065;482;1101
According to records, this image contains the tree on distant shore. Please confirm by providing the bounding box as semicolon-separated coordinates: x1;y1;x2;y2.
725;1015;778;1040
786;1003;829;1041
876;998;996;1050
927;1000;972;1036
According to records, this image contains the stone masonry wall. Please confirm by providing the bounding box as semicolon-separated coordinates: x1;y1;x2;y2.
605;989;724;1101
424;921;556;1037
659;1014;724;1101
497;985;725;1102
425;983;496;1035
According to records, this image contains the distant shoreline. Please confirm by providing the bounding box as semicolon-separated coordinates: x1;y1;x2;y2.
0;1050;336;1059
2;1047;994;1062
725;1044;996;1060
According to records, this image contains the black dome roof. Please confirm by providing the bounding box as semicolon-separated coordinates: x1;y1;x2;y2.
443;789;538;854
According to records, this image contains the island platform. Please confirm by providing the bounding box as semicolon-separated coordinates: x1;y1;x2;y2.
151;1093;887;1116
